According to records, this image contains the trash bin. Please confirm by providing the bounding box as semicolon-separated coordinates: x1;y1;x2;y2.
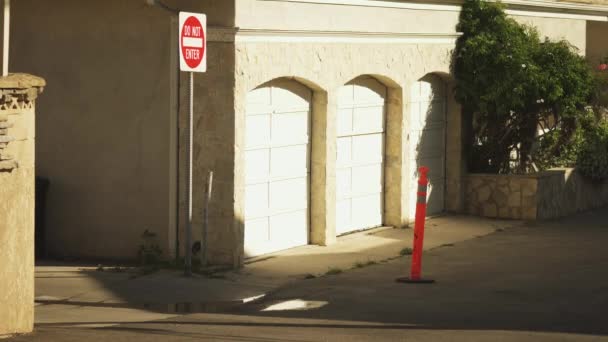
35;177;49;260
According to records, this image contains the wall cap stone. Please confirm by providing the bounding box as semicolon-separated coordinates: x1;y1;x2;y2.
0;73;46;90
467;168;579;180
466;173;539;180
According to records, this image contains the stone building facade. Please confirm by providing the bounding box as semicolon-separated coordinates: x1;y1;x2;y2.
7;0;608;267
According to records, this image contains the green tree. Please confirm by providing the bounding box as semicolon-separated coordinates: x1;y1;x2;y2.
452;0;595;174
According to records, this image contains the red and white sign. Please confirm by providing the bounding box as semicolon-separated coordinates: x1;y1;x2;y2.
179;12;207;73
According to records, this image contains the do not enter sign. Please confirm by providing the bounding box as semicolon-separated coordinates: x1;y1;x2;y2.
179;12;207;72
178;13;207;276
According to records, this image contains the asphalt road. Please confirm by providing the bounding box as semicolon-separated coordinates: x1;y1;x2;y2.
13;209;608;341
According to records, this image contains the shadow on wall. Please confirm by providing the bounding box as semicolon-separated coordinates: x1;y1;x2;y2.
412;73;449;218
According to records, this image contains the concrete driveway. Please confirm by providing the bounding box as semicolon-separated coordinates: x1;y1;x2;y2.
13;210;608;341
31;215;516;325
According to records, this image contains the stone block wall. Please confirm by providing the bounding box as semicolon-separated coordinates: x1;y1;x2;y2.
465;173;539;220
536;168;608;219
465;168;608;220
0;74;44;337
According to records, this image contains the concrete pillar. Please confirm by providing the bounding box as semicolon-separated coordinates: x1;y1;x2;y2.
311;90;336;245
401;86;417;225
384;87;406;228
0;73;44;337
178;42;240;267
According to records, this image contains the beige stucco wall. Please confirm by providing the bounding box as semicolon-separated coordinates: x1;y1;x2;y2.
10;0;177;260
178;0;598;266
513;15;587;53
167;0;235;27
587;21;608;64
555;0;608;4
232;40;459;244
211;0;592;263
177;41;238;266
9;0;233;261
236;0;460;33
4;0;604;265
235;0;588;50
0;74;44;337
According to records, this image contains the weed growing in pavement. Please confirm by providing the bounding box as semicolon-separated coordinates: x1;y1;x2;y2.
325;267;343;276
353;260;378;269
400;247;413;256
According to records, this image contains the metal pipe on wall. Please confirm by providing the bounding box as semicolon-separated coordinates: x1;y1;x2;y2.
144;0;181;262
3;0;10;76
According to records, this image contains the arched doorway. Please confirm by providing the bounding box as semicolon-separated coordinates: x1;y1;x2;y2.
336;77;387;235
244;79;311;257
409;74;447;218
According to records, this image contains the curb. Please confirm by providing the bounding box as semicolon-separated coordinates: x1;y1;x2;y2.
34;294;269;314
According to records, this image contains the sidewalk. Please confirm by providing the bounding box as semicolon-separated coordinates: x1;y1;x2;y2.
35;215;522;326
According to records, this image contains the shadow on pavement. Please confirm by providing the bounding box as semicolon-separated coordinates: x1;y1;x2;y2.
28;210;608;340
221;209;608;337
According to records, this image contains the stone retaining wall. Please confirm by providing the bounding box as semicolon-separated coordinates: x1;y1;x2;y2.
465;168;608;220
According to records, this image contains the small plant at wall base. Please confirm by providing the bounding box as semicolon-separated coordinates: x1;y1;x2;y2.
452;0;596;174
400;247;413;256
138;229;163;266
325;267;343;276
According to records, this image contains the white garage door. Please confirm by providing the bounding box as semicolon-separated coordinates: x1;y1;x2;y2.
409;75;447;219
336;78;386;235
244;80;311;257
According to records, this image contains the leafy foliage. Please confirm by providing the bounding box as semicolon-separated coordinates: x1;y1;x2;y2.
534;109;595;170
577;118;608;182
593;58;608;118
453;0;595;174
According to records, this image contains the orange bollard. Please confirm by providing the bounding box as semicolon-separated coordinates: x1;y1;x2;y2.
396;166;435;284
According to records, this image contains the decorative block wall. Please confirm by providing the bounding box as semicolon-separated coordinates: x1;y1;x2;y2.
465;168;608;220
0;74;44;337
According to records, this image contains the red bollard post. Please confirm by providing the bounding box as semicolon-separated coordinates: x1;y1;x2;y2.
396;166;435;284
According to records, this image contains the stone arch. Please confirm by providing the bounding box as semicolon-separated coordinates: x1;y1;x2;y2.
248;76;326;94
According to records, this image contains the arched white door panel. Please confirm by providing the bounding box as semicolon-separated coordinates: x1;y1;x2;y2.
336;78;386;235
409;75;447;219
244;80;311;257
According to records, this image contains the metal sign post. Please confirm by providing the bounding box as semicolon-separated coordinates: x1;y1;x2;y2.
201;171;213;267
185;71;194;275
179;12;207;276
